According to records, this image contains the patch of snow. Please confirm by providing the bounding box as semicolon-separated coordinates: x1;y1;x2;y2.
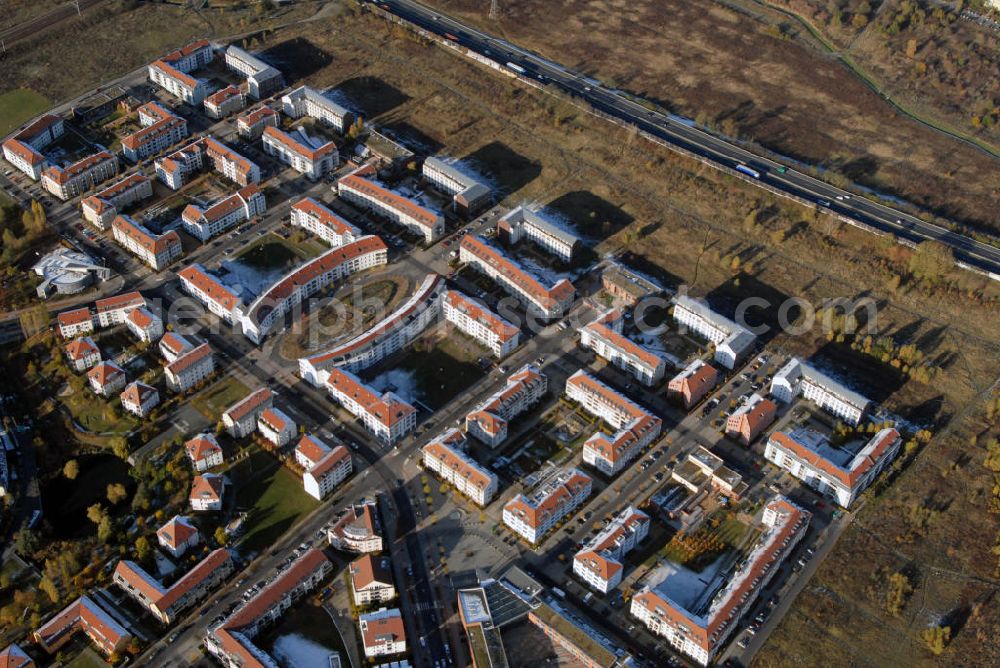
220;259;288;300
271;633;339;668
645;553;729;612
367;368;421;404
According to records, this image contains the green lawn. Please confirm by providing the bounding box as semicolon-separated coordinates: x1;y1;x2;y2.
396;338;484;409
190;375;252;420
63;388;137;434
236;464;319;554
0;89;50;136
65;647;109;668
233;234;313;270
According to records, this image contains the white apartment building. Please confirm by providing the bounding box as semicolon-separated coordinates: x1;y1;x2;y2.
147;40;214;104
81;173;153;230
498;205;581;262
299;273;444;383
349;555;395;607
672;295;756;370
443;290;520;358
156;515;200;559
88;361;126;397
111;215;183;271
154;141;203;189
421;429;499;506
122;103;189;162
579;309;666;386
120;381;159;418
328;501;383;553
65;337;101;372
257;407;297;448
359;608;407;658
185;433;224;472
57;307;95;338
124;306;164;344
201;137;261;186
290;197;361;248
303;444;352;501
224;45;284;99
181;184;266;242
630;497;810;666
42;151;118;200
566;370;662;476
159;332;194;362
221;388;273;438
241;236;388;344
765;428;900;508
282;86;354;132
338;166;444;243
502;467;592;544
422;156;492;215
236;106;279;140
189;473;225;511
164;343;214;392
770;357;870;425
459;236;575;320
295;434;333;471
262;126;338;180
573;507;649;593
177;264;245;325
204;85;245;119
325;369;416;445
465;365;548;449
114;549;233;624
2;114;64;179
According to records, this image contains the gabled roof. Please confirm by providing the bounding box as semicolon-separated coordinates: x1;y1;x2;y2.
309;445;351;479
57;306;93;327
222;387;273;422
0;643;34;668
326;369;416;429
338;170;440;230
178;264;243;311
296;434;331;465
350;553;393;591
166;342;212;375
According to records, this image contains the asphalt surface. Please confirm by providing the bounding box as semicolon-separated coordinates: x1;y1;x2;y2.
364;0;1000;277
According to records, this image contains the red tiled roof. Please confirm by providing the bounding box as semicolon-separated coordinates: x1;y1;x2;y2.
95;291;145;314
126;306;156;329
769;428;900;488
0;643;34;668
65;337;98;361
310;445;351;478
423;438;494;490
113;215;180;255
263;125;337;160
166;342;212;375
444;290;519;340
326;369;416;429
291;197;358;236
58;307;93;327
159;332;193;356
460;235;575;309
186;434;222;462
359;609;406;649
223;387;273;422
95;173;150;200
11;114;62;142
339;171;439;230
189;473;224;503
88;361;124;386
34;595;128;653
503;470;591;529
350;554;392;591
42;151;115;185
178;264;242;311
582;311;663;370
238;106;278;127
156;515;198;549
120;381;157;406
205;85;242;107
122;113;185;151
296;434;330;465
2;139;45;165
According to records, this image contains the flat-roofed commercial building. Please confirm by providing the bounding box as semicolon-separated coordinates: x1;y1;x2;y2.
422;429;498;506
498;205;581;262
502;467;592;544
672;295;756;370
459;235;575;320
764;428;900;507
338;166;444;243
579;309;666;386
567;370;662;476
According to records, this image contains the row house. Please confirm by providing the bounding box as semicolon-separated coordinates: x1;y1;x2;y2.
770;357;870;426
186;433;224;472
224;45;284;99
328;501;383;553
459;235;575;320
579;309;666;386
177;263;245;325
325;368;416;445
81;173;153;230
147;39;214;104
667;359;718;409
672;295;756;370
502;467;592;544
221;387;273;438
299;273;444;384
443;289;520;358
156;515;200;558
159;331;194;362
466;365;548;448
422;429;498;506
122;102;189;162
282;85;354;131
764;428;901;508
349;554;396;607
630;497;810;666
338;166;444;243
262;125;338;180
257;407;297;448
204;85;246;119
164;342;214;392
189;473;225;511
497;205;581;262
88;361;126;397
2;114;65;179
33;595;131;657
124;306;164;343
236;105;279;140
422;156;492;216
181;183;266;242
573;507;650;593
111;214;183;270
359;608;407;658
207;550;332;668
240;236;388;344
566;370;662;477
726;393;777;445
42;151;118;200
65;336;101;372
120;381;160;418
289;197;361;248
114;548;233;624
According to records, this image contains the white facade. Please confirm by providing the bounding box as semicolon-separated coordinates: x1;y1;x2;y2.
338;168;444;243
112;215;183;271
672;295;756;370
165;343;214;392
181;185;266;242
302;446;352;501
122;103;189;162
465;365;547;449
498;205;580;261
579;310;666;386
224;46;284;99
257;407;297;448
358;608;406;658
289;197;361;248
42;152;118;200
186;434;224;472
88;362;126;397
421;430;498;506
120;381;160;418
262;126;338;180
502;468;592;544
770;358;870;426
443;290;520;358
572;507;649;593
221;388;273;439
282;86;354;131
125;307;164;343
2;114;64;179
325;369;416;445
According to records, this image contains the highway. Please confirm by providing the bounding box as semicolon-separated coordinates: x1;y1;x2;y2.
364;0;1000;277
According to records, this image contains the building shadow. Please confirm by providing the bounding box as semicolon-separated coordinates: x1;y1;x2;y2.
464;141;541;196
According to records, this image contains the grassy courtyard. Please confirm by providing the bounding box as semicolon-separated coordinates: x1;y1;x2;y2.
233;233;318;269
236;464;319;554
190;375;252;420
0;88;50;135
395;336;484;410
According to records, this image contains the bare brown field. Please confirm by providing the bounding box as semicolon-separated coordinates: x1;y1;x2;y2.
423;0;1000;235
